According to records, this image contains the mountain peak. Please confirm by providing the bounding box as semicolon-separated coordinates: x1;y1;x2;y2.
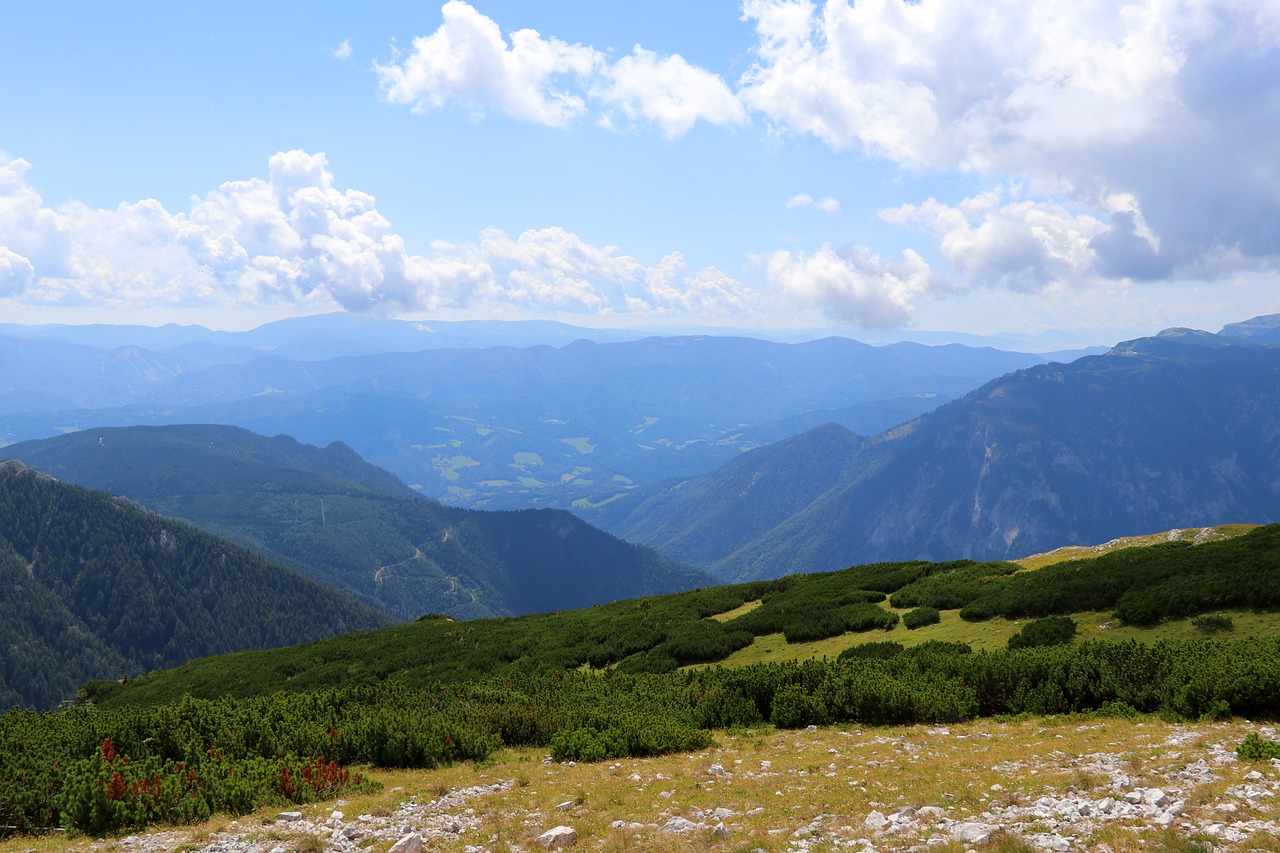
0;459;54;481
1221;312;1280;343
1109;327;1264;358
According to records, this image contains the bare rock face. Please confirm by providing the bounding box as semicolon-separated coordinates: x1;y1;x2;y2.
535;825;579;848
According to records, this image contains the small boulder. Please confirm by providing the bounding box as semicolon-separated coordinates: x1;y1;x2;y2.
535;826;579;849
276;811;303;823
389;833;425;853
660;816;707;835
1142;788;1170;808
951;822;995;845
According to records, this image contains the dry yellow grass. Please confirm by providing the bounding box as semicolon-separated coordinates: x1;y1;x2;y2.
1012;524;1258;571
10;717;1278;852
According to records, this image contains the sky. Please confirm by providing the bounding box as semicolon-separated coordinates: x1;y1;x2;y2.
1;0;1278;343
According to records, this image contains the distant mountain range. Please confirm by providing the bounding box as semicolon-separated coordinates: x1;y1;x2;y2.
5;424;709;621
0;460;393;710
0;314;1085;510
0;313;650;362
587;326;1280;580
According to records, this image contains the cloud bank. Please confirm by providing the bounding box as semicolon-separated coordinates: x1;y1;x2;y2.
0;151;754;319
373;1;1280;327
741;0;1280;292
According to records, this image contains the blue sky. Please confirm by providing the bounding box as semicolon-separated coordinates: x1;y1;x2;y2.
1;1;1278;343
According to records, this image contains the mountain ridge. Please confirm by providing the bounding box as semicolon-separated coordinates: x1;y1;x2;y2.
5;424;712;621
0;461;394;710
590;329;1280;580
0;326;1080;510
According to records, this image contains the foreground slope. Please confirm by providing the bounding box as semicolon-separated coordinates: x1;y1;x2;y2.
600;329;1280;579
5;424;711;620
0;461;393;710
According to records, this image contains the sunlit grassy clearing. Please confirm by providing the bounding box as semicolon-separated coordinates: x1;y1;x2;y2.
1014;524;1258;571
709;599;762;623
700;607;1280;668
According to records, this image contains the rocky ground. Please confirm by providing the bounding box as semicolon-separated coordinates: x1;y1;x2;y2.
13;718;1280;853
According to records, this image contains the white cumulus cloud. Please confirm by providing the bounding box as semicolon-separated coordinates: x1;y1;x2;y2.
740;0;1280;287
375;1;599;126
0;247;34;297
0;152;755;321
375;2;743;136
786;192;840;214
596;47;746;138
765;243;943;328
882;187;1111;292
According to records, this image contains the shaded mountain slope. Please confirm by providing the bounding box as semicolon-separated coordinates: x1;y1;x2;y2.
585;423;867;569
0;461;393;709
597;329;1280;580
5;425;711;621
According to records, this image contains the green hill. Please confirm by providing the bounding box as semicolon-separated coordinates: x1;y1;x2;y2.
4;424;711;621
0;461;393;710
88;521;1280;710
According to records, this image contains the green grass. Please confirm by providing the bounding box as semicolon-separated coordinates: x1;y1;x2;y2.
435;455;479;480
699;606;1280;668
560;437;596;454
511;452;543;468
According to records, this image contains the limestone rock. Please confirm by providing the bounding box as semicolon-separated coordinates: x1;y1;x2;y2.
660;816;707;835
389;833;425;853
535;825;579;848
952;822;996;845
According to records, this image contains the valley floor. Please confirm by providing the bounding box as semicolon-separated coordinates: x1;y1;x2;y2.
12;717;1280;853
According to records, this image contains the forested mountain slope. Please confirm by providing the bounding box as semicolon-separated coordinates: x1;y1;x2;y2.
597;329;1280;580
5;425;710;621
0;461;393;710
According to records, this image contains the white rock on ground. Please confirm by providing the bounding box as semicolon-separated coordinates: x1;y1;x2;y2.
660;816;708;835
535;825;579;848
388;832;424;853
